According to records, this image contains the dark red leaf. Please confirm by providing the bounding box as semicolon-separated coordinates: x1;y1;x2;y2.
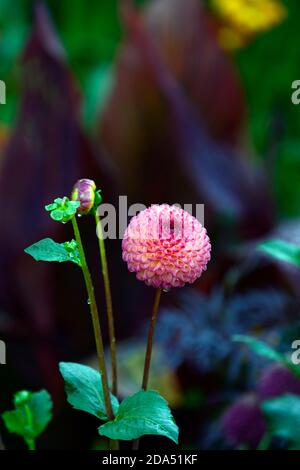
144;0;245;145
100;4;274;237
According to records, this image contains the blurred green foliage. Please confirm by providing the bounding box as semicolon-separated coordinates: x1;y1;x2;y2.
236;0;300;217
0;0;124;126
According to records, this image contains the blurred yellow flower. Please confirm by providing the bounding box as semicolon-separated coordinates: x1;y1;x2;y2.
211;0;287;49
89;341;183;408
217;26;249;50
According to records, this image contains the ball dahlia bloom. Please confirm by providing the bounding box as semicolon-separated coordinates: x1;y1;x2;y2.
122;204;211;289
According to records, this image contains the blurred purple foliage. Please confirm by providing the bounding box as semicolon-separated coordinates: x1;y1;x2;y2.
221;394;266;448
155;287;297;376
257;364;300;400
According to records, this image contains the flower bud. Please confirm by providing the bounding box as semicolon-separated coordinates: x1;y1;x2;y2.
71;179;96;215
45;197;80;223
14;390;31;407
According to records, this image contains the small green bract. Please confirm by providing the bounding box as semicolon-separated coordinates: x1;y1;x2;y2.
91;190;103;214
45;197;80;223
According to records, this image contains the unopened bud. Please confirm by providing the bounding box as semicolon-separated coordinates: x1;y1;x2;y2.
71;179;97;215
14;390;31;407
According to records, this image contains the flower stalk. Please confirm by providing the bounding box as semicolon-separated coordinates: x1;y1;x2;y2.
95;212;118;396
257;432;272;451
142;288;162;390
133;288;162;450
71;216;114;421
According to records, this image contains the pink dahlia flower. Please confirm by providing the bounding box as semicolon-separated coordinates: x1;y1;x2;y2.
122;204;211;289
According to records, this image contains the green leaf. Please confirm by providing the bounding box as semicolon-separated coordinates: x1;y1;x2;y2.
50;209;64;221
2;409;28;436
59;362;119;420
24;238;81;266
54;198;63;205
2;389;53;442
262;394;300;447
232;334;285;363
98;390;179;443
258;239;300;267
83;64;114;127
45;203;57;211
29;390;53;437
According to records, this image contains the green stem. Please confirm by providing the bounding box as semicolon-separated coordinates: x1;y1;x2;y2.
142;288;162;390
24;405;35;450
95;213;118;396
25;438;36;450
257;432;272;450
133;288;162;450
71;217;114;422
0;433;5;450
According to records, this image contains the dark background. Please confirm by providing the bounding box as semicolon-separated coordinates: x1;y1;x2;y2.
1;0;300;450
